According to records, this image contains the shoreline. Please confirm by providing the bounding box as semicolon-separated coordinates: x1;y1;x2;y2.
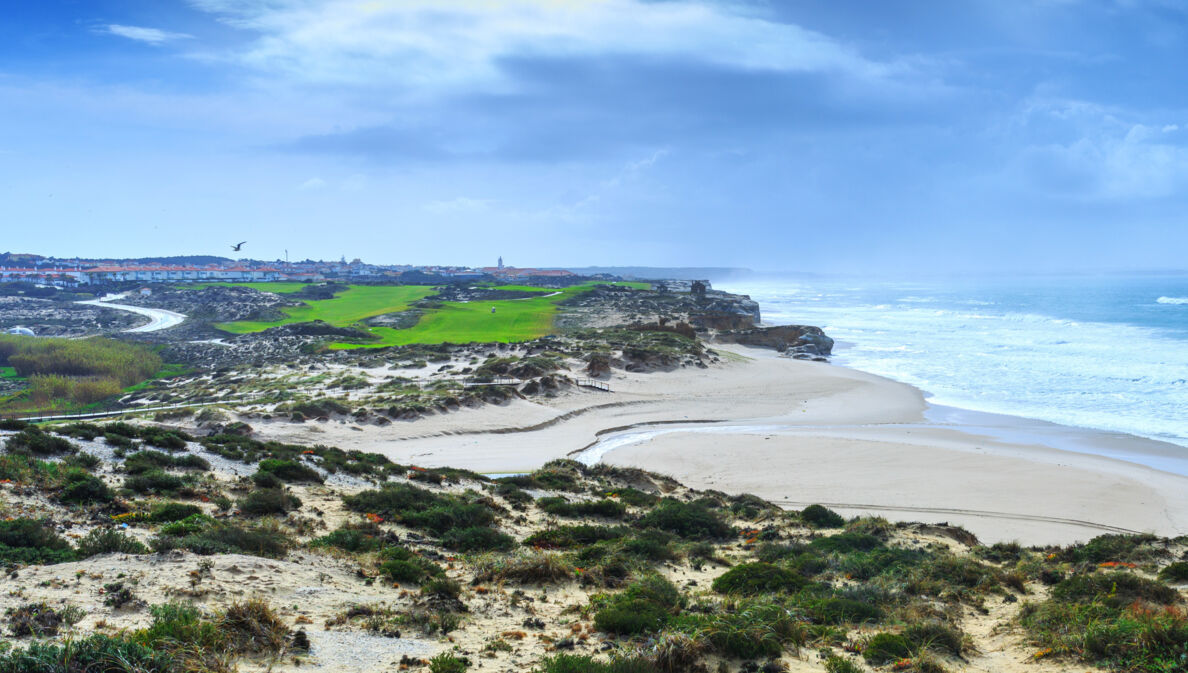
244;342;1188;545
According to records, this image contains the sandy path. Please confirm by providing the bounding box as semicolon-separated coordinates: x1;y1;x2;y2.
77;293;186;332
245;345;1188;545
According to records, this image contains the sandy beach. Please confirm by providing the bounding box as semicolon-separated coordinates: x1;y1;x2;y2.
250;345;1188;546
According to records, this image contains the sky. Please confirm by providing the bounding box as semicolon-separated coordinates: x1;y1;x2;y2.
2;0;1187;273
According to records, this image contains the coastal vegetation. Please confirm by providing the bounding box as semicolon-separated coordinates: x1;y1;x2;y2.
0;334;166;412
1;420;1183;673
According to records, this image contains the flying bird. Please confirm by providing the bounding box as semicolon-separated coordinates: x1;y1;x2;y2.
231;241;246;251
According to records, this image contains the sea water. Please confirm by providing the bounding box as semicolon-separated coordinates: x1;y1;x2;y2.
715;274;1188;449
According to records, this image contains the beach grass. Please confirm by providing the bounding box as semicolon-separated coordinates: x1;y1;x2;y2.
215;285;436;334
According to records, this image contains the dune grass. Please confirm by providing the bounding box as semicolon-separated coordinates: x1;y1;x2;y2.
216;285;436;334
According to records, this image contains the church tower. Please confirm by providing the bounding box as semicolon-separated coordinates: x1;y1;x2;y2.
498;256;504;270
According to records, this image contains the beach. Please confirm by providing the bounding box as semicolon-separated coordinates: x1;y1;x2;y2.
250;344;1188;546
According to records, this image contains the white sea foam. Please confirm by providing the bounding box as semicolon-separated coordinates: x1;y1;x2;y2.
1157;296;1188;305
729;281;1188;448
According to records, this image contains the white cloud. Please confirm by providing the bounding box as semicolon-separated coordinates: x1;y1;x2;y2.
298;177;326;190
423;197;493;214
186;0;905;91
1021;122;1188;199
104;24;193;45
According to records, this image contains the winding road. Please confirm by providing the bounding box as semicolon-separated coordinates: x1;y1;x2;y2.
77;294;187;333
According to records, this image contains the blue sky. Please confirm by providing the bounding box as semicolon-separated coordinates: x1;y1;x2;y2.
2;0;1187;272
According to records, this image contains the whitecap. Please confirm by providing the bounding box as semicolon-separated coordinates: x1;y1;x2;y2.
1156;296;1188;305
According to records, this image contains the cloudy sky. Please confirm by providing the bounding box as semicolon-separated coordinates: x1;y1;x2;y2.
2;0;1187;272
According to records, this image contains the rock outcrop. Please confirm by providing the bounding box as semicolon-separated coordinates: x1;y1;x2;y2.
714;325;834;360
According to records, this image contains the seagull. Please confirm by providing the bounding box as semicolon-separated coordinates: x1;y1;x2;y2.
231;241;246;251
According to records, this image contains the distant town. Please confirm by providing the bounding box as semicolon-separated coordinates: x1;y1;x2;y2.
0;253;580;287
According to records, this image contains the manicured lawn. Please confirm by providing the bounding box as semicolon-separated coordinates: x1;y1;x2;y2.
216;285;436;333
0;366;21;380
328;282;645;348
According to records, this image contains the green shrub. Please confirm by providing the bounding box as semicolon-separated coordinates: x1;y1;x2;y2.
1061;534;1165;565
495;481;533;505
902;621;966;656
159;514;215;537
6;602;84;637
422;578;462;599
685;598;804;658
140;429;189;451
712;562;807;595
150;502;203;523
76;528;148;557
621;530;677;561
154;521;290;558
595;599;670;635
800;504;845;528
1051;571;1179;607
836;547;929;581
538;497;627;519
429;653;468;673
1158;561;1188;583
441;526;515;552
0;634;172;672
62;452;101;470
472;551;575;585
57;470;112;504
4;427;76;456
124;469;187;495
637;499;732;540
378;546;445;584
823;654;865;673
406;503;495;536
238;489;302;516
256;458;324;483
138;602;225;651
805;596;883;625
810;532;884;554
0;518;76;566
524;525;629;549
862;632;913;665
311;523;386;553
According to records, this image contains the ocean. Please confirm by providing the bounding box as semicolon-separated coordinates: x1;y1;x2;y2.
716;274;1188;449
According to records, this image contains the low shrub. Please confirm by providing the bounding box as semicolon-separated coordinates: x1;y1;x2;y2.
255;458;324;483
222;598;290;654
681;597;804;659
800;504;845;528
124;469;187;495
903;621;966;656
823;654;865;673
378;546;445;584
595;599;670;635
7;602;84;637
4;427;76;456
637;499;732;540
0;518;76;566
1051;571;1179;607
429;653;469;673
473;551;575;585
525;525;629;549
76;528;148;557
862;632;913;665
57;469;112;504
150;502;203;523
159;514;215;537
538;497;627;519
441;526;515;552
809;531;883;554
311;523;387;553
1158;561;1188;583
712;562;807;595
1060;533;1165;565
154;521;290;558
804;596;883;625
238;489;302;516
0;635;172;673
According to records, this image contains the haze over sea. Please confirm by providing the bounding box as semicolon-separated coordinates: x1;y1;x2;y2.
718;275;1188;450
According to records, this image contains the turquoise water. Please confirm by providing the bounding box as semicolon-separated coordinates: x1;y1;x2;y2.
716;275;1188;448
